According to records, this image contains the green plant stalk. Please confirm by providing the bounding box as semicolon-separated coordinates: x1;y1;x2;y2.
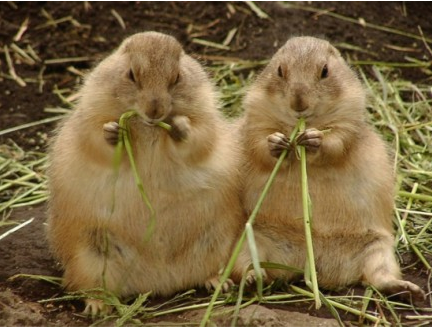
0;115;62;136
152;299;227;318
317;290;344;326
0;172;36;192
200;121;303;326
10;195;49;208
103;110;171;297
120;112;156;241
359;287;373;325
371;286;402;326
398;190;432;202
231;272;249;327
405;234;432;271
297;117;321;309
8;273;63;285
116;292;151;326
414;216;432;245
157;121;172;131
0;183;43;213
245;222;263;298
258;261;303;274
398;183;418;248
290;285;389;325
113;110;172;241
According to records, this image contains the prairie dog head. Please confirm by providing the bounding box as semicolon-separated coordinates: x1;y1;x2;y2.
248;36;365;124
84;32;185;125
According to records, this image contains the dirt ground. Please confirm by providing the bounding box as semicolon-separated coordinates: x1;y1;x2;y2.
0;2;431;326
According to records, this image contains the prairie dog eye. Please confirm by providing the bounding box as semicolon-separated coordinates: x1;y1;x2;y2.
321;64;328;79
128;69;136;83
174;73;180;85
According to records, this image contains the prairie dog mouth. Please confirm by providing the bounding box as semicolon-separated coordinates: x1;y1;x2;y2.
143;117;167;126
295;112;313;120
127;110;170;127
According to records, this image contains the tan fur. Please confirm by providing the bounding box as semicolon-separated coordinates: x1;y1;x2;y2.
47;32;243;303
232;36;425;301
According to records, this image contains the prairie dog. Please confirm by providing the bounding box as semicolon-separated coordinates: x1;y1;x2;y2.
47;32;243;314
231;36;425;302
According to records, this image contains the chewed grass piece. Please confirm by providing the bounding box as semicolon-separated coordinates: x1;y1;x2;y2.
157;121;172;131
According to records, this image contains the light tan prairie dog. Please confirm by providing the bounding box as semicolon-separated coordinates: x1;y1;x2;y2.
231;36;425;302
47;31;243;314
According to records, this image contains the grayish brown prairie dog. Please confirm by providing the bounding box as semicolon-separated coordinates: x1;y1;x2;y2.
231;36;425;302
47;31;243;314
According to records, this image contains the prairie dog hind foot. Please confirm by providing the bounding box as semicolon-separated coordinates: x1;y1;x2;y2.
245;268;268;286
205;276;235;293
83;298;112;317
372;278;426;304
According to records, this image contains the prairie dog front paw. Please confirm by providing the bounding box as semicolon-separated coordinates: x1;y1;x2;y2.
103;121;120;146
296;128;323;152
267;132;291;158
168;115;191;141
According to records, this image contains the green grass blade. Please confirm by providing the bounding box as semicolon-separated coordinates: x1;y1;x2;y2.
297;117;321;309
245;222;263;298
200;119;303;326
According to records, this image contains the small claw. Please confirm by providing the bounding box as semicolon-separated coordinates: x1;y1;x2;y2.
205;276;234;293
103;121;120;146
246;274;257;286
267;132;291;158
391;280;426;303
245;268;268;286
83;299;110;317
296;128;323;152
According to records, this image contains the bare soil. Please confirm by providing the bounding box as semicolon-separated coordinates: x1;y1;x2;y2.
0;2;431;326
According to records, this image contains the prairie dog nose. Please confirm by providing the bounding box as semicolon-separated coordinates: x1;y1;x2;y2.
291;94;309;112
146;99;164;120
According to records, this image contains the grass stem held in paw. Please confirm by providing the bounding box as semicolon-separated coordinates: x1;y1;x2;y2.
200;119;303;326
297;117;321;309
113;110;154;240
112;110;172;241
157;121;172;131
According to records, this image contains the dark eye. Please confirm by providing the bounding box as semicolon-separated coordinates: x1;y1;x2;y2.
321;64;328;79
277;65;283;78
128;69;136;83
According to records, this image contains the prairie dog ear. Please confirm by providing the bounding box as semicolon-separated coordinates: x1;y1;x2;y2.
328;43;341;57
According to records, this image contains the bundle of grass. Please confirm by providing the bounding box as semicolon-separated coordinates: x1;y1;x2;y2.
0;142;48;220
